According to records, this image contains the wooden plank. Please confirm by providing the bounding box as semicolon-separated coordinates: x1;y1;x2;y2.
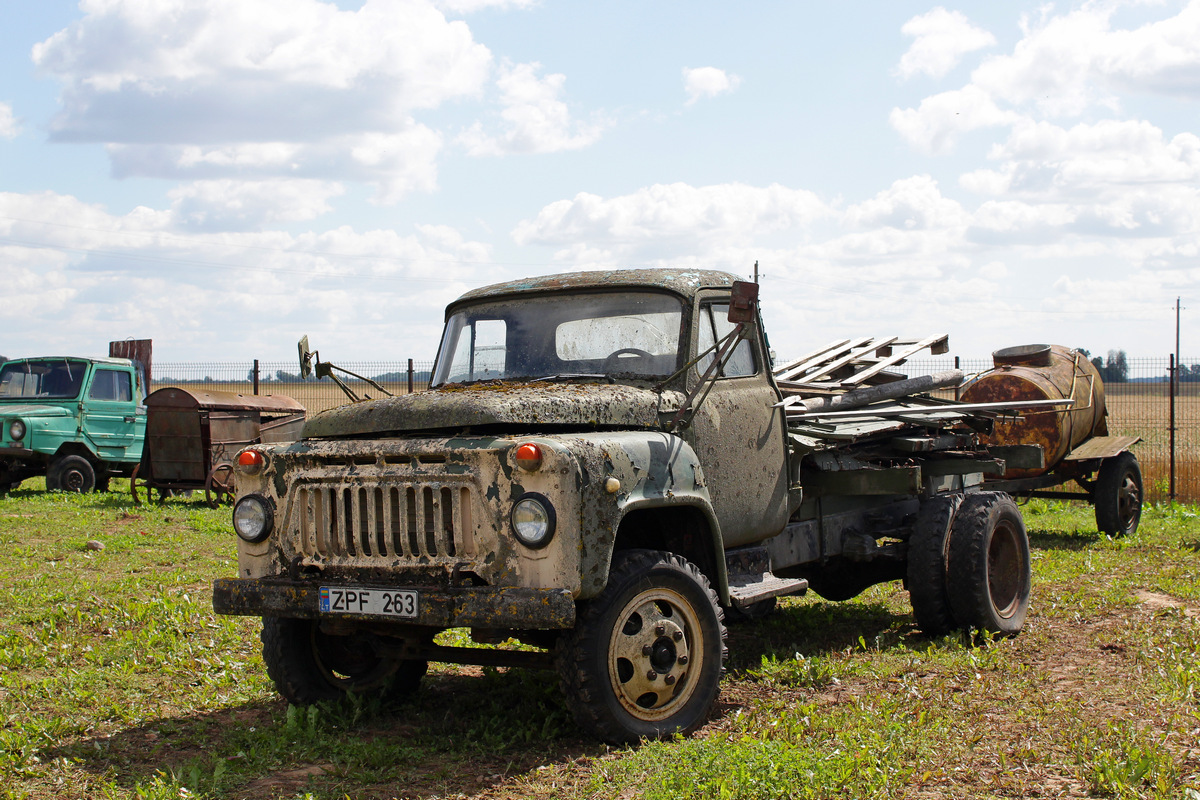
843;334;950;386
803;336;899;384
774;336;873;382
771;339;851;375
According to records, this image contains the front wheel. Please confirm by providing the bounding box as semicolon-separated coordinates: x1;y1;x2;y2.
556;549;727;744
946;492;1031;637
1094;452;1142;537
261;617;426;705
48;455;97;493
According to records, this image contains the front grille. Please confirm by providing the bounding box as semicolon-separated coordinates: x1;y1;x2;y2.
293;481;474;560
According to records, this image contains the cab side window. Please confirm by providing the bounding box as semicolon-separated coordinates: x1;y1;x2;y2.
88;370;132;402
697;303;758;378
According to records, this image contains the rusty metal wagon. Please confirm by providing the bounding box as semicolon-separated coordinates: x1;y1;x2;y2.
132;388;305;507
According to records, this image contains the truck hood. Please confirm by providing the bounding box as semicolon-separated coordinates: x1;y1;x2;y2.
302;382;685;438
0;403;73;418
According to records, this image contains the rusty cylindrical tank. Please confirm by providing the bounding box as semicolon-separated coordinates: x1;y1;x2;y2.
960;344;1108;478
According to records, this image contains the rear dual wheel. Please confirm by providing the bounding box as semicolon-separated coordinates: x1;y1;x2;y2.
907;492;1031;637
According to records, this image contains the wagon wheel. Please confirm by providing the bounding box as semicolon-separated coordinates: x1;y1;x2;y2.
130;464;148;506
205;464;236;508
130;464;171;505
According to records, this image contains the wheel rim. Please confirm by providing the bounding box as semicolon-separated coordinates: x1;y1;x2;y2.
62;468;86;492
1117;471;1141;531
987;521;1024;619
607;587;703;722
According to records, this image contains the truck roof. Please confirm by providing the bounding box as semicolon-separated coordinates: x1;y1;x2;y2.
2;356;134;367
452;268;744;307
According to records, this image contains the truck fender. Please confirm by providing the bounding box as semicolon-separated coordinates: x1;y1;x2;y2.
572;431;728;604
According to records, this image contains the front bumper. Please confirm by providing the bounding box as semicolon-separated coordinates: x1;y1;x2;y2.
212;577;577;630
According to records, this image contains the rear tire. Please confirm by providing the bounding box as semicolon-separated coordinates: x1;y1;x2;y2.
1094;452;1142;537
946;493;1031;637
907;494;963;636
556;549;727;744
48;455;96;493
261;617;425;705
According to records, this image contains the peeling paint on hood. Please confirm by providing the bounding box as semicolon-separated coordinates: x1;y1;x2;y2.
303;382;687;439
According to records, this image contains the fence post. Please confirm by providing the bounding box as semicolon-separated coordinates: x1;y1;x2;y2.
407;359;414;394
954;356;961;401
253;359;260;396
1170;353;1176;501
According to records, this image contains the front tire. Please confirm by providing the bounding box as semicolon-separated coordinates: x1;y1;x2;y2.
946;492;1031;636
1094;452;1142;537
261;617;426;705
556;549;727;744
48;455;97;493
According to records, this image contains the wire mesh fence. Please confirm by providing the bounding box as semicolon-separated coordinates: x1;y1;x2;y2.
155;354;1192;503
153;360;435;415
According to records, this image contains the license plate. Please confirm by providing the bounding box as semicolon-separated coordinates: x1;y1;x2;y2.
319;586;418;619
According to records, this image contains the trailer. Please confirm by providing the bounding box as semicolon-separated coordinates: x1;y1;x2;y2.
959;344;1143;536
133;388;305;507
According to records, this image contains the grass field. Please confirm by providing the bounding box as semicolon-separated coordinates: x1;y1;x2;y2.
0;482;1197;799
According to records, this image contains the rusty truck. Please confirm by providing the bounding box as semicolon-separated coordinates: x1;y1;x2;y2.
213;270;1041;743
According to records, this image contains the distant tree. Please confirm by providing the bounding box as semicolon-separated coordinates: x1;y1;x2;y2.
1076;348;1092;359
1105;349;1128;383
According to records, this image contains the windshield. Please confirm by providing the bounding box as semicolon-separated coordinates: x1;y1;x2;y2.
432;291;685;386
0;359;89;400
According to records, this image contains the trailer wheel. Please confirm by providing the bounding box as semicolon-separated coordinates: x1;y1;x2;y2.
946;492;1031;637
556;549;726;744
906;493;963;637
261;617;425;705
1094;452;1142;537
48;455;96;493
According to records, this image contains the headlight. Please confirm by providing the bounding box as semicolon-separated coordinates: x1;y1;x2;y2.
8;420;25;441
510;493;556;549
233;494;274;543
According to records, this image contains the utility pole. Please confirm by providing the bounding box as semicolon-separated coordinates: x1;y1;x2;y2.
753;260;759;284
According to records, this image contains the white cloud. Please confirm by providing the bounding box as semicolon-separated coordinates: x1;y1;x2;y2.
512;182;829;254
892;2;1200;153
0;189;495;359
458;61;607;156
889;85;1022;154
0;103;18;139
895;7;996;80
433;0;538;12
167;179;346;231
682;67;742;105
30;0;491;203
844;175;969;230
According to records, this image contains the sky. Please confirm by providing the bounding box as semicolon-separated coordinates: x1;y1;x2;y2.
1;0;1198;365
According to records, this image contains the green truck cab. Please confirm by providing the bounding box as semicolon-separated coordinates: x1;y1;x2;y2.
0;356;147;493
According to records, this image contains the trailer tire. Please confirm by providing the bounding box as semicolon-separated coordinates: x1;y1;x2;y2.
48;455;96;493
907;493;963;637
556;549;726;744
946;492;1030;637
1094;452;1142;537
261;617;425;705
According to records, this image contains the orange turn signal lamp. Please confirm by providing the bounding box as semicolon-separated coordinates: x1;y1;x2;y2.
515;442;543;471
237;449;265;474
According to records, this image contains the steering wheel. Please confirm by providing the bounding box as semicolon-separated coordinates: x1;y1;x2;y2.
602;347;654;372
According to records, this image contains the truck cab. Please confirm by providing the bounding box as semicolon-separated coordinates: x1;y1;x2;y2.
0;356;147;492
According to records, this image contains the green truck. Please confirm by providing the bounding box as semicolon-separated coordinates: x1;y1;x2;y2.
213;270;1037;743
0;350;149;493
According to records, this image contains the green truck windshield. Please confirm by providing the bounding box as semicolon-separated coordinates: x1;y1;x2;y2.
432;291;685;386
0;359;89;400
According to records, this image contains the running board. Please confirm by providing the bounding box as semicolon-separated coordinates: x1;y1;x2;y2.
727;571;808;609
